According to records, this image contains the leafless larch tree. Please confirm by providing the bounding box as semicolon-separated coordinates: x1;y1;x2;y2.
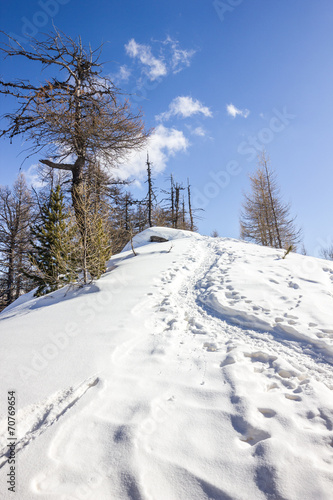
0;29;150;234
240;151;302;250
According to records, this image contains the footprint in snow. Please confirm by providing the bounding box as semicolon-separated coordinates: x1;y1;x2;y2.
231;415;271;446
285;394;302;402
203;342;218;352
244;351;277;364
258;408;277;418
220;355;236;367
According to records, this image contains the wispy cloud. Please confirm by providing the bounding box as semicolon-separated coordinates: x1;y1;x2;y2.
114;65;132;84
115;125;189;180
124;37;196;82
226;103;250;118
125;39;167;81
22;164;45;189
191;126;207;137
163;36;196;74
157;96;213;121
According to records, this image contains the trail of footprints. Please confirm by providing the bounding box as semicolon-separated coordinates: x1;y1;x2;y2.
323;266;333;284
143;241;333;455
219;345;333;453
200;250;333;345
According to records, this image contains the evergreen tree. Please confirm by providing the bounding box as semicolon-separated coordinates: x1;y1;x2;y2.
28;185;78;296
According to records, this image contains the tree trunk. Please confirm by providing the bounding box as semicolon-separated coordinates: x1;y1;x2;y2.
6;245;15;305
71;157;85;236
263;161;282;248
187;179;194;231
170;175;175;228
147;154;153;228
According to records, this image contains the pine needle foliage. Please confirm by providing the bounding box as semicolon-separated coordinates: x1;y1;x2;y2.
27;185;78;296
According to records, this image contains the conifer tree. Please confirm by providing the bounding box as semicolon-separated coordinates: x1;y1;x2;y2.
28;185;78;296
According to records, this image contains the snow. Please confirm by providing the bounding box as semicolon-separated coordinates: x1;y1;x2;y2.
0;228;332;499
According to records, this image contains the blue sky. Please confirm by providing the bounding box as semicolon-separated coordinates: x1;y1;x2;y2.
1;0;333;255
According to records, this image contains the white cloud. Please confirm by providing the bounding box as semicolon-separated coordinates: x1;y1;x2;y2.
22;164;45;189
115;65;132;84
157;96;213;121
124;37;195;83
109;65;132;87
192;126;206;137
163;36;196;74
226;103;250;119
115;125;189;180
23;162;73;189
125;39;167;81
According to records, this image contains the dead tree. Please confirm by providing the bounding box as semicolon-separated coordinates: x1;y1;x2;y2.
0;174;35;307
170;175;175;228
0;29;150;235
181;196;186;228
146;152;155;228
174;182;185;229
187;178;194;231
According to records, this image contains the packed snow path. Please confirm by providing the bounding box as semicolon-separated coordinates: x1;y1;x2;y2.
0;228;332;499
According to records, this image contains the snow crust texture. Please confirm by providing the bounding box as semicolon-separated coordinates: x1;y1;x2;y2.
0;228;333;499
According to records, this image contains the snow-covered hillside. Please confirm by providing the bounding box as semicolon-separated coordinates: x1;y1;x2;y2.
0;227;333;500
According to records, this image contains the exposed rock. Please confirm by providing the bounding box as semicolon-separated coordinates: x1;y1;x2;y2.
150;236;169;243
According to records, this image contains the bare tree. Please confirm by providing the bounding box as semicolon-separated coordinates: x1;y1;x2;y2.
174;182;185;229
320;245;333;261
0;174;35;307
74;177;112;284
145;152;156;228
240;152;301;250
187;178;194;231
0;29;150;233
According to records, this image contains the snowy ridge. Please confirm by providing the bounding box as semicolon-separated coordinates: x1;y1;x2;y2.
0;228;333;499
121;226;200;252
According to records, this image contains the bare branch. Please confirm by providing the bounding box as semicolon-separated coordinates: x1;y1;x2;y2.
39;159;74;171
